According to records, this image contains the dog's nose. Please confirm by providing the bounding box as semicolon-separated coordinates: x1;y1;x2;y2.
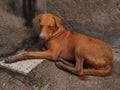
40;34;46;40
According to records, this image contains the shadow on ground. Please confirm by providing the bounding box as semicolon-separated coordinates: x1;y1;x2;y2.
0;48;120;90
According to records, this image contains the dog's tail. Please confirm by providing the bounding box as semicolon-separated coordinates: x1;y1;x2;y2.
83;65;114;76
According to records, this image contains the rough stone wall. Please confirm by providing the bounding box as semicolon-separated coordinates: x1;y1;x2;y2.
0;0;23;16
0;0;38;57
36;0;120;48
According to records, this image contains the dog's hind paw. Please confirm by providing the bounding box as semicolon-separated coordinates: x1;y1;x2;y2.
56;57;63;62
55;62;64;70
78;75;90;81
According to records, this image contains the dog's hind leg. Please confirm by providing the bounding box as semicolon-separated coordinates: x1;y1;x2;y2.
55;56;84;76
55;57;74;70
56;57;74;66
83;64;113;76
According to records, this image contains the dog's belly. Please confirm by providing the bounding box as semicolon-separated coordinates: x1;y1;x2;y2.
59;49;74;61
59;53;74;61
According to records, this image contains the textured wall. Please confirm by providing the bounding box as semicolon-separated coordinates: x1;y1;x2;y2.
1;0;119;48
36;0;120;48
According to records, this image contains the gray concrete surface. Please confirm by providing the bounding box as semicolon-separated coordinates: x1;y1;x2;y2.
0;48;119;90
0;59;44;75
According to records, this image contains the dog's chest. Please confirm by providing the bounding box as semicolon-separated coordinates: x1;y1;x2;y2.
59;40;75;60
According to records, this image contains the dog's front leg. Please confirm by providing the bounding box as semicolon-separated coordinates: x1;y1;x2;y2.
5;41;61;63
4;50;58;63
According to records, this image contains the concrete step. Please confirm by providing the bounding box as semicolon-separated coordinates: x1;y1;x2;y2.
0;59;44;75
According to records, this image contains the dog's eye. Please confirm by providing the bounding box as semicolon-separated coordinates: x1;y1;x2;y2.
48;26;53;30
48;26;52;28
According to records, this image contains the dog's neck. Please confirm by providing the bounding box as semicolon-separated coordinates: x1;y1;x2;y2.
48;26;69;41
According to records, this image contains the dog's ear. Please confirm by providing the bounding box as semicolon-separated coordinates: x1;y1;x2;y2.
53;15;61;27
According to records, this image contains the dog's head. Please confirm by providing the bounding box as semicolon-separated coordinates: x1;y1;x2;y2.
36;14;62;40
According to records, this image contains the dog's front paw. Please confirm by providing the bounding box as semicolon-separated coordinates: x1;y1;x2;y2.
4;56;16;63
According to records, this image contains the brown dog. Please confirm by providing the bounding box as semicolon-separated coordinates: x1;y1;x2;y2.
5;14;114;78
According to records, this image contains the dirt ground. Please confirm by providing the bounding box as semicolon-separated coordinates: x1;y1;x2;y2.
0;48;120;90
